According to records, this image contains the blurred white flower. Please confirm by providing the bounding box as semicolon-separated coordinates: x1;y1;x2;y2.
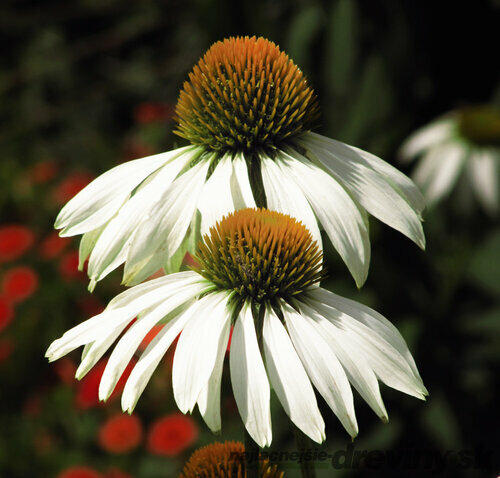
55;36;425;290
47;208;427;447
400;106;500;214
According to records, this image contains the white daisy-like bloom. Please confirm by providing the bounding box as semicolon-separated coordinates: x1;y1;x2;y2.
55;36;425;291
46;208;427;447
400;105;500;214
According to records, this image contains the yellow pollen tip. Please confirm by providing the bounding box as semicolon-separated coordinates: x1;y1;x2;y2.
194;208;324;303
174;36;320;154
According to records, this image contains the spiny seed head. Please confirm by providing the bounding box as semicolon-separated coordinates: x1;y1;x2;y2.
457;105;500;147
174;36;320;155
194;208;324;304
178;441;284;478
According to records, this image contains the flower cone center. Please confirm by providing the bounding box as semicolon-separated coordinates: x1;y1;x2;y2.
458;106;500;146
179;441;283;478
174;36;319;155
194;208;323;303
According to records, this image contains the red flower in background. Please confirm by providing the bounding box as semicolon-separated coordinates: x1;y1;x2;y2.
138;324;164;351
122;139;155;162
0;225;34;262
0;296;14;332
134;102;173;124
104;469;133;478
29;160;58;184
75;359;136;410
0;339;14;363
39;231;70;259
59;250;86;281
57;467;102;478
2;266;39;303
53;172;94;205
147;413;198;456
53;357;77;385
77;295;105;317
98;414;143;453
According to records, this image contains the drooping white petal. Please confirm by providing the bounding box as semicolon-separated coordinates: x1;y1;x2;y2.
78;225;104;271
296;298;388;421
468;150;499;214
196;305;232;432
99;280;208;401
306;291;427;399
230;301;272;447
302;132;426;216
231;154;256;209
282;300;358;437
172;291;231;414
125;159;211;282
263;304;325;443
45;272;201;361
399;119;455;161
277;150;370;287
198;155;236;236
121;309;194;413
311;287;424;381
299;136;425;249
413;142;464;204
56;146;197;236
87;151;193;284
76;327;125;380
261;156;322;249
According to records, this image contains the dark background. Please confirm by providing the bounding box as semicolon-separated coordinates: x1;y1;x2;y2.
0;0;499;477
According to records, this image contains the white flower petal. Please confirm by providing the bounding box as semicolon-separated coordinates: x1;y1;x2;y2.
414;142;464;204
307;291;427;400
75;328;124;380
311;287;424;381
99;280;207;401
468;150;499;214
282;300;358;437
303;132;426;215
230;301;272;447
296;299;388;421
78;225;104;271
263;304;325;443
45;272;200;361
172;291;231;414
125;159;211;282
121;311;193;413
198;155;235;236
399;119;455;160
231;154;256;209
196;316;230;433
87;152;193;283
299;135;425;249
277;150;370;287
261;156;322;249
56;147;196;236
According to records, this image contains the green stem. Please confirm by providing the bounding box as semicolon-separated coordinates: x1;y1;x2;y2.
294;426;316;478
245;428;260;478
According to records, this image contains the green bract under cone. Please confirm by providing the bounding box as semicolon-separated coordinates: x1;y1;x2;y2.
174;36;319;155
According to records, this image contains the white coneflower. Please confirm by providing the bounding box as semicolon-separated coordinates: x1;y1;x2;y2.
55;36;425;291
47;208;427;447
55;37;425;289
400;105;500;214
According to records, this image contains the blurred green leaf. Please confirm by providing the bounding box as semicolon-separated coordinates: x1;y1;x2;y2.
324;0;359;97
285;3;323;72
467;228;500;296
